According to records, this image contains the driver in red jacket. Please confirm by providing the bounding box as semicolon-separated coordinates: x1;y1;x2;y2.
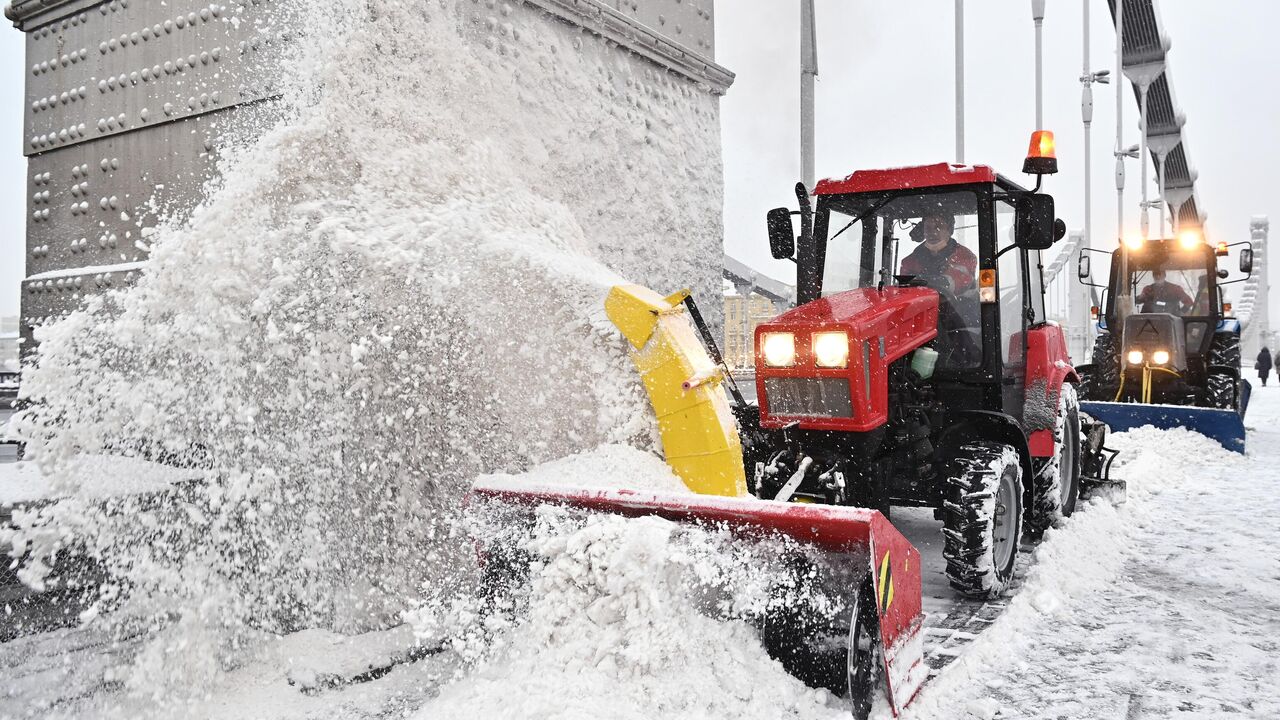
900;213;978;294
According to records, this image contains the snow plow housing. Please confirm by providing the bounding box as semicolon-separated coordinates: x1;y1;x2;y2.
469;480;927;714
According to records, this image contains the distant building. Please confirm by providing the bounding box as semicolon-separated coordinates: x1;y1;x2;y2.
0;316;18;372
723;288;780;369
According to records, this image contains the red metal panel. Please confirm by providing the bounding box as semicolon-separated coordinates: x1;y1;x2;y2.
754;287;939;432
1023;323;1079;457
813;162;997;196
868;512;926;713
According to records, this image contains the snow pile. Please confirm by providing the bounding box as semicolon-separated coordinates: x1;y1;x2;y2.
410;508;845;720
895;426;1243;719
4;0;722;704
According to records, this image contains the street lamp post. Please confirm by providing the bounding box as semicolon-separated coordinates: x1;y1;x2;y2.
800;0;817;192
955;0;965;163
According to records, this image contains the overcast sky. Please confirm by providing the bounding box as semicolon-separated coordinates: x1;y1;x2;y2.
3;1;1279;320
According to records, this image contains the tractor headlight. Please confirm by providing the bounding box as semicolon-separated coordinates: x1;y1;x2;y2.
1126;350;1144;365
1152;349;1170;365
812;331;849;368
762;332;796;368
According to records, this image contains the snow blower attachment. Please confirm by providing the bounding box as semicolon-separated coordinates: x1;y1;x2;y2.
469;284;927;717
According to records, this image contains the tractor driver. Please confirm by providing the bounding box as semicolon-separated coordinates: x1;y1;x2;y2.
901;212;981;364
900;212;978;297
1137;269;1194;315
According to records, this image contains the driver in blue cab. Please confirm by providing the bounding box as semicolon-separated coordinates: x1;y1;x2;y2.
900;212;978;294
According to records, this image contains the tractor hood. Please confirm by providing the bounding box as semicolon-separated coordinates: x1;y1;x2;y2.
754;287;939;433
770;287;939;346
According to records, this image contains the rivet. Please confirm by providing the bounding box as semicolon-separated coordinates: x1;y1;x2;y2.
130;71;139;84
176;15;186;29
141;67;152;81
130;32;140;45
141;108;150;121
200;8;210;21
111;158;119;169
163;102;174;115
142;28;152;40
187;53;198;67
187;12;197;24
200;51;210;65
164;19;173;33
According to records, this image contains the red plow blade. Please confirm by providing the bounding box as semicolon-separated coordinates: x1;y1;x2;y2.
469;479;927;715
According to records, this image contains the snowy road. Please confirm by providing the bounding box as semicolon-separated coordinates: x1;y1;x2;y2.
2;378;1279;719
899;372;1280;720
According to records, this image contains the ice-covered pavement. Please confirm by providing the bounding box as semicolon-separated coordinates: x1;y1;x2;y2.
3;380;1279;719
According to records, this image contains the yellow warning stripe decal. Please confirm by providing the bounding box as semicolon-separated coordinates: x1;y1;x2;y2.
877;551;895;613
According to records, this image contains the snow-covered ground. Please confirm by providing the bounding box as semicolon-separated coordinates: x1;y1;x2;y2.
4;375;1278;718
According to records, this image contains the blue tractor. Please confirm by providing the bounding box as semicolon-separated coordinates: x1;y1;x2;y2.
1075;235;1254;452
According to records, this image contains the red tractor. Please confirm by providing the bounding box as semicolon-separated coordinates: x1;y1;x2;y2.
743;157;1115;598
473;141;1119;716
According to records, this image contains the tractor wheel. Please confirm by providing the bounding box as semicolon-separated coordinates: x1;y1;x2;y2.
1027;384;1081;534
942;442;1024;599
1207;333;1241;410
846;579;883;720
1206;372;1237;410
1085;333;1120;401
1208;331;1242;370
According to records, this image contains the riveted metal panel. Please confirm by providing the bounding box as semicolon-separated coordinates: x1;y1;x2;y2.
12;0;733;356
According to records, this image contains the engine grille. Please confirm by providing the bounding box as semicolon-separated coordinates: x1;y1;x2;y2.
762;377;853;418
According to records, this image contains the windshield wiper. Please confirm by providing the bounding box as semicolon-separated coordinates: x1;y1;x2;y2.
828;195;896;244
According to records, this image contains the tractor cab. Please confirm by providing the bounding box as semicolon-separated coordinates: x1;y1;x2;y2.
751;153;1113;600
764;163;1066;422
1078;234;1254;409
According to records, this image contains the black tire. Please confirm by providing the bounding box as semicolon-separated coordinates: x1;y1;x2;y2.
1206;373;1236;409
1207;333;1241;409
1027;384;1081;533
1085;333;1120;401
846;580;883;720
942;442;1024;599
1209;332;1241;370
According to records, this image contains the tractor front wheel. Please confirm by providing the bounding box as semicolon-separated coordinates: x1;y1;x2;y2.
942;442;1024;599
1027;384;1081;533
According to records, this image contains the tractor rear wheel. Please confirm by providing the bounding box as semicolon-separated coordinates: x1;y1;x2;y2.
1027;384;1081;533
942;442;1024;599
1085;333;1120;401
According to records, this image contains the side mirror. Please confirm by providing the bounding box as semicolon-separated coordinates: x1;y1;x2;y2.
1077;253;1091;280
1015;194;1058;250
766;207;796;260
1240;246;1254;275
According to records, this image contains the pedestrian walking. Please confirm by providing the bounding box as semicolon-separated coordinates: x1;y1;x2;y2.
1257;346;1273;386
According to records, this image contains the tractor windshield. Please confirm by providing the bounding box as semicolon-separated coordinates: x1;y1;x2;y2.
820;190;981;295
1124;248;1214;318
818;190;983;369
